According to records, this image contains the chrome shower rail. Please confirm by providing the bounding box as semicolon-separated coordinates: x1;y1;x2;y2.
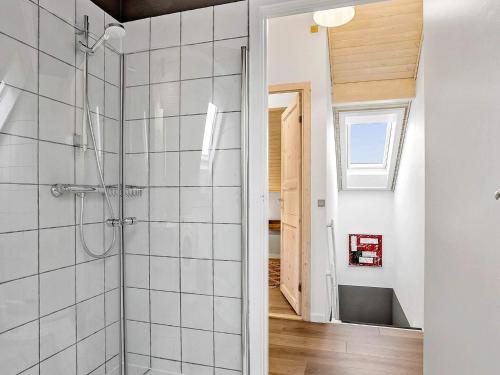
50;184;144;198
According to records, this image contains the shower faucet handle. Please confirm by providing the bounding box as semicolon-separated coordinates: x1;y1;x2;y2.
495;190;500;201
106;217;136;227
122;217;136;226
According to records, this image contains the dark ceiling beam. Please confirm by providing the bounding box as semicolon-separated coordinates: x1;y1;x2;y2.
91;0;242;23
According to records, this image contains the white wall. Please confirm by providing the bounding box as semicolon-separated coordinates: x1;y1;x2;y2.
393;52;425;328
268;13;332;321
336;191;396;288
424;0;500;373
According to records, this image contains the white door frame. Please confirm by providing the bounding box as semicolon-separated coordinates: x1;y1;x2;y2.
247;0;380;373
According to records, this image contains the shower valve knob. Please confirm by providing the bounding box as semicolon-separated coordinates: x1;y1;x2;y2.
122;217;136;226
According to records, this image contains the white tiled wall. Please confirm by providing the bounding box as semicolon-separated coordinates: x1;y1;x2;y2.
123;1;248;374
0;0;121;374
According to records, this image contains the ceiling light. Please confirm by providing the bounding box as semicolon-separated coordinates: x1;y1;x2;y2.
313;7;355;28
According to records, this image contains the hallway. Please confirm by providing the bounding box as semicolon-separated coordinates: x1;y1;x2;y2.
269;318;423;375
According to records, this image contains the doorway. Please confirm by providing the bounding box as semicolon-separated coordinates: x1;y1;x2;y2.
267;83;311;321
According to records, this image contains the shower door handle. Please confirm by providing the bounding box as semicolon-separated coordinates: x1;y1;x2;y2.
495;190;500;200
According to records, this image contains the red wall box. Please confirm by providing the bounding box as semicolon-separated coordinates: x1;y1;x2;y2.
349;234;383;267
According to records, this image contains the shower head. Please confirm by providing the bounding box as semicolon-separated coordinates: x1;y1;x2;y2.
104;23;126;40
88;22;126;53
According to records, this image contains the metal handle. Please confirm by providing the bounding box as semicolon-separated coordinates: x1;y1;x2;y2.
495;190;500;200
240;45;250;375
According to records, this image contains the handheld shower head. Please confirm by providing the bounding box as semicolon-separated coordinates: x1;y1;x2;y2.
104;23;126;40
87;23;126;53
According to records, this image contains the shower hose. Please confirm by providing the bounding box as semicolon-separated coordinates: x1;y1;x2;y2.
79;92;117;259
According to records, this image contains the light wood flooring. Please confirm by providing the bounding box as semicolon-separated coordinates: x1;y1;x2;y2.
269;287;301;319
269;318;423;375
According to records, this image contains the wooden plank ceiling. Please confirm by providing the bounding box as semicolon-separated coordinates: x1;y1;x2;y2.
328;0;423;103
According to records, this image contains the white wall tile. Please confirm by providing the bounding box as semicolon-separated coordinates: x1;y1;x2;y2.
77;294;105;340
76;259;104;302
180;115;206;151
213;187;241;223
40;266;75;316
40;345;76;375
125;85;149;120
214;1;248;40
0;134;37;184
125;255;149;288
76;224;104;263
0;34;38;92
151;256;180;292
124;153;148;186
126;353;150;374
105;48;121;86
105;289;120;325
180;223;212;259
76;0;105;37
151;291;180;326
181;293;213;330
180;151;212;186
181;43;213;80
0;184;37;232
214;332;242;370
39;226;75;273
105;255;120;291
214;261;241;298
123;188;149;222
124;222;148;254
0;276;38;332
150;152;179;186
182;328;213;366
0;231;38;283
180;78;212;115
150;117;179;152
183;363;214;375
40;306;76;359
151;324;181;360
151;13;180;49
39;141;75;185
214;297;241;334
39;97;75;145
213;149;241;186
150;81;180;118
124;19;150;54
125;120;149;153
0;321;39;375
213;224;241;261
0;0;38;47
125;287;149;322
87;74;105;114
180;187;212;222
150;187;180;222
106;322;120;360
181;7;213;45
151;357;181;374
40;0;76;25
214;38;247;76
104;117;119;153
214;75;241;112
39;186;74;228
0;86;38;138
39;53;75;105
150;47;180;83
150;222;179;257
127;321;150;356
125;52;149;87
105;82;120;119
39;9;76;66
77;329;105;375
181;258;213;295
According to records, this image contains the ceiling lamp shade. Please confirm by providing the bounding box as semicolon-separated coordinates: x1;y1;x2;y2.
313;6;355;27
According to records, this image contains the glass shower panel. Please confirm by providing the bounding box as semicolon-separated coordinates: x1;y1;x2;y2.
122;4;248;373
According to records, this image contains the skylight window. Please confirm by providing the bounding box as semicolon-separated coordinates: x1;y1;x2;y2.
335;106;409;190
349;122;389;165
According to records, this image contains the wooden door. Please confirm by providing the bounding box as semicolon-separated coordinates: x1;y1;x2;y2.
280;94;302;315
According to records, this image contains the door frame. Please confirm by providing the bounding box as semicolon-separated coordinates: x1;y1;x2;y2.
247;0;380;373
269;82;311;320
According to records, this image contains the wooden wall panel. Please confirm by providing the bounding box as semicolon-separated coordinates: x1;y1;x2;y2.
269;108;284;192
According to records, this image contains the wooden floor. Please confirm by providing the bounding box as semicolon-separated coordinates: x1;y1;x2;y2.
269;318;423;375
269;287;300;319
